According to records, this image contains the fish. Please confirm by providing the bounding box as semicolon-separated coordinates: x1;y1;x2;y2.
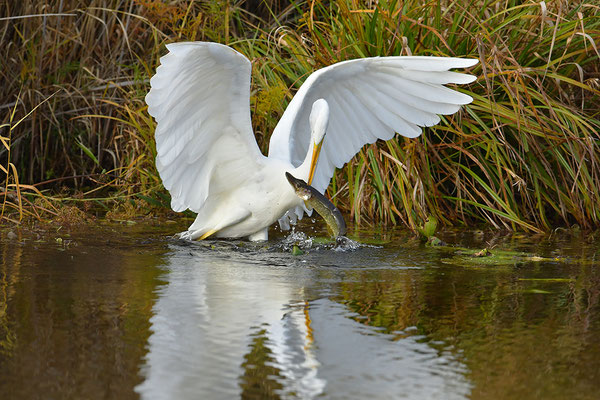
285;172;347;238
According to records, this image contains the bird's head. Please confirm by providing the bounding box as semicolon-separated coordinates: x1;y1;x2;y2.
307;98;329;185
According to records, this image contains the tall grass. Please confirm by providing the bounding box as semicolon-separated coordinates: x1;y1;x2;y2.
1;0;599;231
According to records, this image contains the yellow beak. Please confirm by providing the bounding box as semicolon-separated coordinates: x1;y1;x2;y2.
308;140;323;185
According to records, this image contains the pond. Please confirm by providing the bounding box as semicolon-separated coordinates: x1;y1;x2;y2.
1;222;599;399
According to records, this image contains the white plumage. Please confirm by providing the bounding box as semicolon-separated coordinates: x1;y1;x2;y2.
145;42;477;241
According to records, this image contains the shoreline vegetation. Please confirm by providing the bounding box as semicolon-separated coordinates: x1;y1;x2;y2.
1;0;599;233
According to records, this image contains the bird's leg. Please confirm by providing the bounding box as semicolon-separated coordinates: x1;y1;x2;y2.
248;228;268;241
198;229;217;240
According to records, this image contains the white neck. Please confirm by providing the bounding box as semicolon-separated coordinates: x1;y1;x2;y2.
290;98;329;185
293;139;316;183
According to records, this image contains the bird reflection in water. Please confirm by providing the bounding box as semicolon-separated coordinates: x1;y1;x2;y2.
135;244;471;400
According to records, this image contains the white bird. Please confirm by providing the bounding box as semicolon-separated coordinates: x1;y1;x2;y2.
145;42;477;241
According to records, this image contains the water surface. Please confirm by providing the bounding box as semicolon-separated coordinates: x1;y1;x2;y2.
1;223;599;399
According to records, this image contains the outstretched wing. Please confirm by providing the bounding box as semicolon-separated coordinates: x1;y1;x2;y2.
146;42;263;213
269;56;478;196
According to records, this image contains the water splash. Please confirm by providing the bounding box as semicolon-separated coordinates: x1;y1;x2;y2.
170;227;367;255
333;236;363;252
279;230;365;253
279;230;314;251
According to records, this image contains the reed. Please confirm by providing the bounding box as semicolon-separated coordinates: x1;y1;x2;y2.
1;0;599;231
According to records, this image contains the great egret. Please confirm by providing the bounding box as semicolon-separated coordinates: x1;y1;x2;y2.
145;42;477;241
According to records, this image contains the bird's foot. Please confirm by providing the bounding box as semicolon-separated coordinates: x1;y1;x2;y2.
177;231;193;240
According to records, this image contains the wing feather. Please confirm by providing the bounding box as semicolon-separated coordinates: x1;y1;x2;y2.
378;67;476;85
146;42;263;213
366;80;441;126
375;56;478;71
269;55;477;200
354;84;422;138
325;94;351;166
